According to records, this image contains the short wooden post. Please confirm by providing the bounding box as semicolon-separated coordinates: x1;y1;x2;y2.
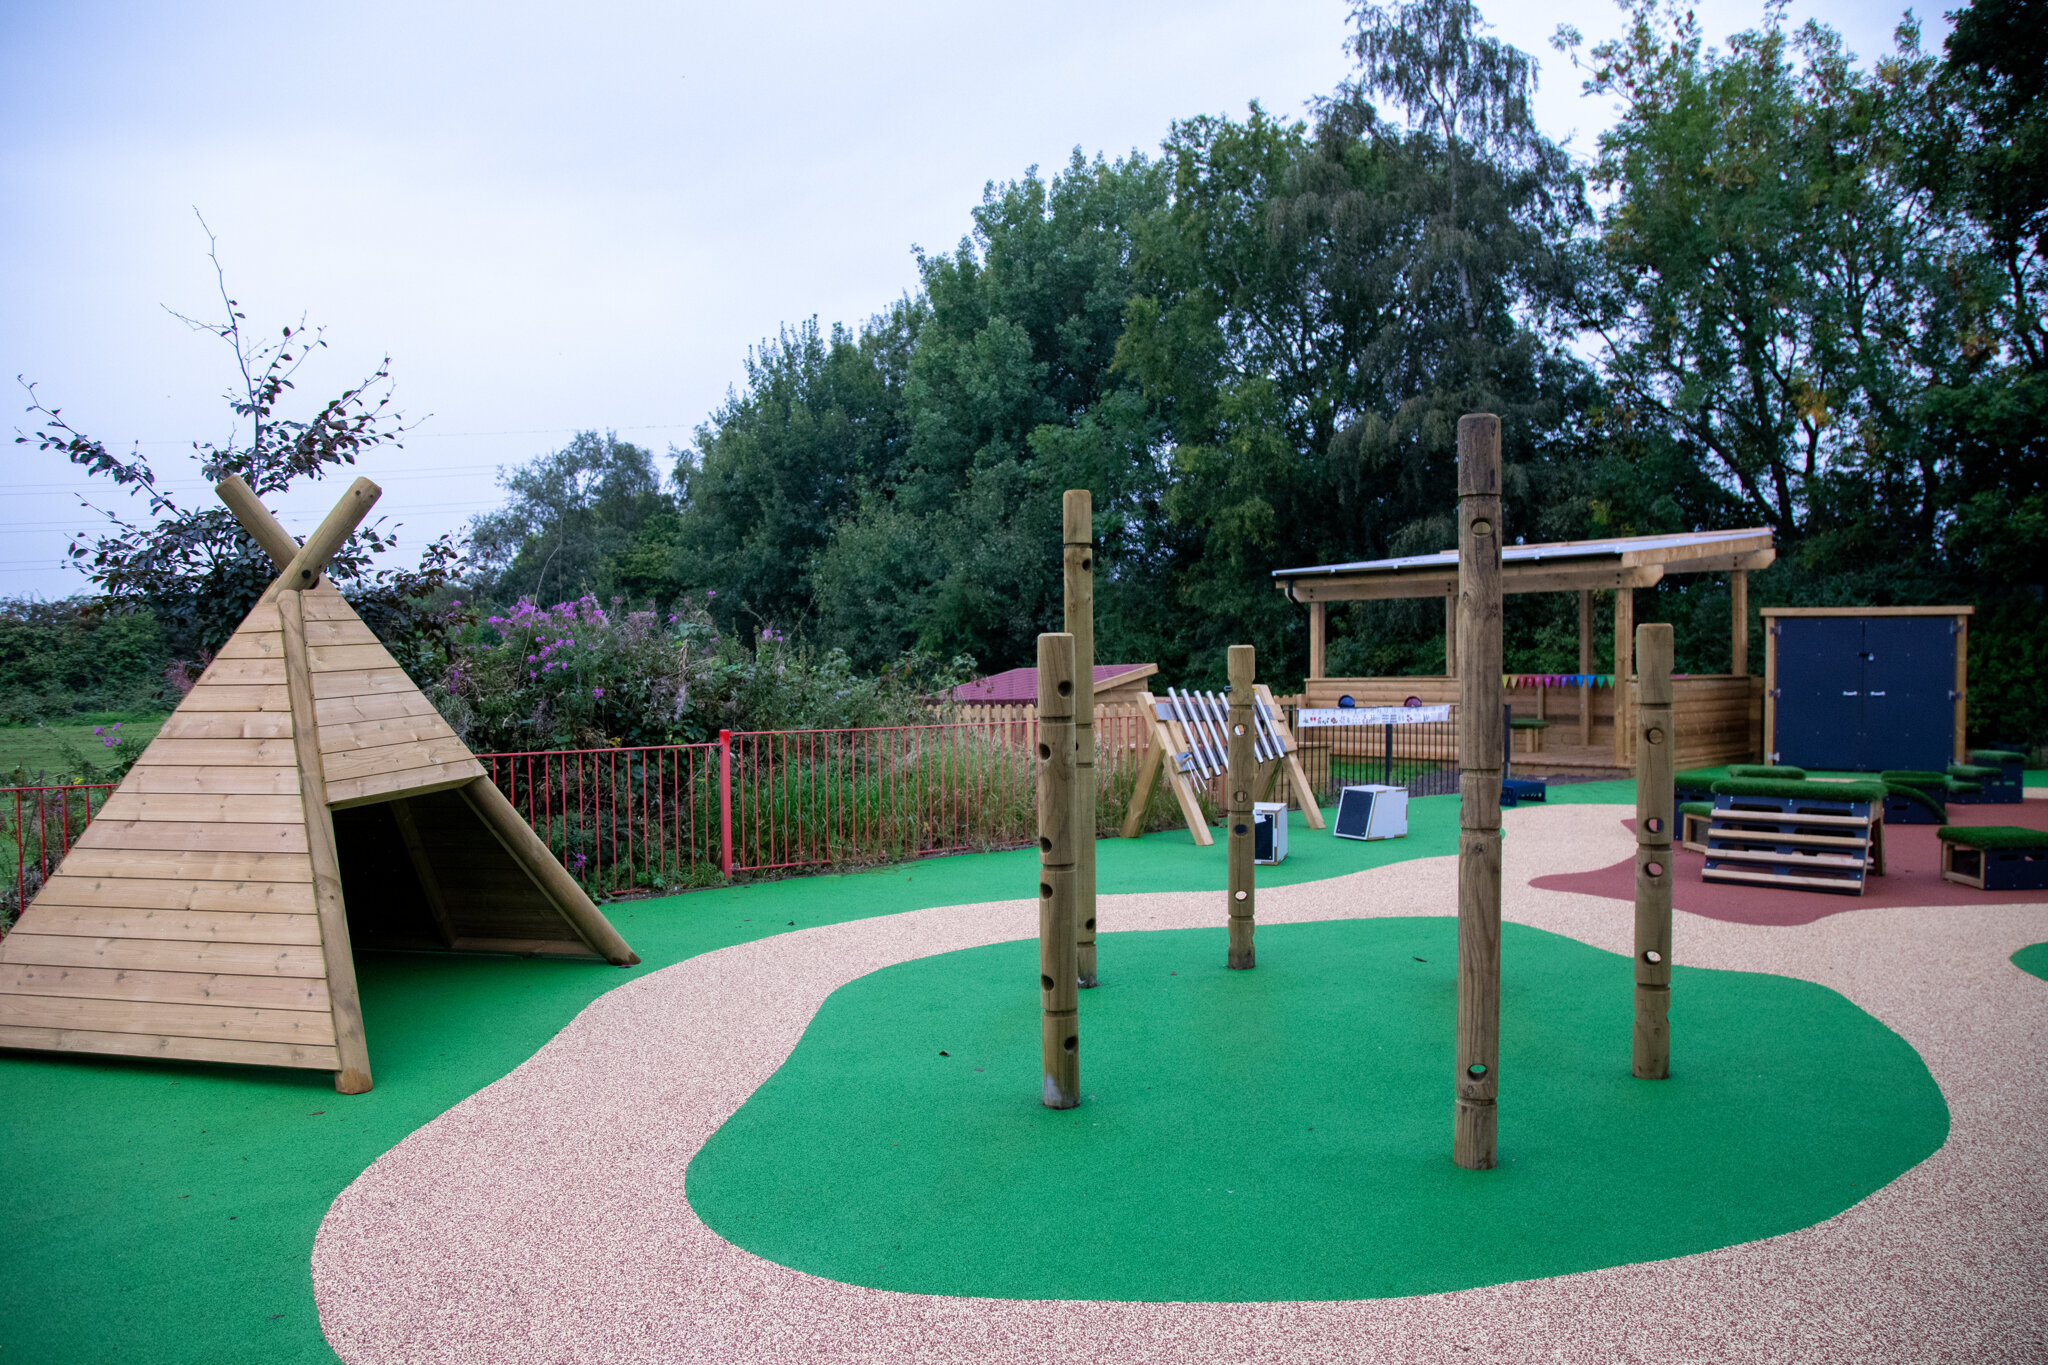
1453;414;1504;1171
1063;491;1099;989
1633;623;1675;1079
1225;645;1257;971
1036;632;1081;1109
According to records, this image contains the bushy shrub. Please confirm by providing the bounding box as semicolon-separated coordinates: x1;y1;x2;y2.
437;594;969;753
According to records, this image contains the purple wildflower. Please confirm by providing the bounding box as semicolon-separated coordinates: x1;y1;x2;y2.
593;688;604;699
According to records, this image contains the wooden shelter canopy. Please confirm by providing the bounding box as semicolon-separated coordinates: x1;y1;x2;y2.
1271;528;1776;602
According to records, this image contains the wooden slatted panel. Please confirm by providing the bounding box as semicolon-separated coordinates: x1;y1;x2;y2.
155;711;295;741
94;792;307;824
0;994;336;1046
0;935;328;976
122;765;303;796
27;876;315;914
52;849;314;882
17;908;323;944
315;690;439;728
325;764;483;810
404;787;586;943
0;1026;338;1071
0;963;332;1012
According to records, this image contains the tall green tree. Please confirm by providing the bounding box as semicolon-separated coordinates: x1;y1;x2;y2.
466;430;670;605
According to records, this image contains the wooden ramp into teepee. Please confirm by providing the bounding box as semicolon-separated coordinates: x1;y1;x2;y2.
0;478;636;1093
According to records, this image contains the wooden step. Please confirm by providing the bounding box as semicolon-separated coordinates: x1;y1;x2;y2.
1701;865;1867;894
1707;827;1870;850
1702;846;1868;870
1715;807;1873;826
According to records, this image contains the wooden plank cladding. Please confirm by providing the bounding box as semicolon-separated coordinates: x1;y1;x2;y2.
0;482;637;1092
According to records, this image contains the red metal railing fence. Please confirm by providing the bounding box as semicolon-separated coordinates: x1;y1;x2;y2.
2;708;1164;921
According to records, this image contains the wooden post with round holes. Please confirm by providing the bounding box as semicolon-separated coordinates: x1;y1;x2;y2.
1064;490;1099;989
1633;622;1675;1079
1453;413;1503;1171
1036;632;1081;1109
1225;644;1257;970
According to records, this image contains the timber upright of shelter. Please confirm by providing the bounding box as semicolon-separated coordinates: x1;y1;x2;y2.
1064;491;1099;989
1036;632;1081;1109
1633;623;1675;1078
1225;645;1257;971
0;478;637;1095
1454;415;1504;1171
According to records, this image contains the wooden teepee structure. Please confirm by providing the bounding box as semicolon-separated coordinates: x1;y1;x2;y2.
0;477;636;1093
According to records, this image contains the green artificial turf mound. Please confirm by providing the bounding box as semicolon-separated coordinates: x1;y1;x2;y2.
2013;942;2048;982
1936;825;2048;850
687;917;1948;1302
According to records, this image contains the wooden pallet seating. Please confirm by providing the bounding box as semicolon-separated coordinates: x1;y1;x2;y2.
1119;684;1322;846
1701;777;1888;896
0;479;637;1094
1938;826;2048;891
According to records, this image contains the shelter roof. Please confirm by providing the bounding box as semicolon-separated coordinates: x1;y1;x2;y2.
951;663;1156;705
1271;528;1776;602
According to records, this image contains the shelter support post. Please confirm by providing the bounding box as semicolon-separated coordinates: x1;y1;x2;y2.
1036;632;1080;1109
1632;623;1675;1079
1454;414;1503;1171
1578;589;1593;747
1612;587;1635;767
1954;616;1968;764
1445;591;1458;677
1226;646;1257;971
1063;491;1098;989
1308;600;1326;682
1731;568;1749;677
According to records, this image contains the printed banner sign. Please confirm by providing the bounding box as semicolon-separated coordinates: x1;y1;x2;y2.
1297;705;1451;727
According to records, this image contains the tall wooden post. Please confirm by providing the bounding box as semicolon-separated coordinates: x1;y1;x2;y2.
1454;414;1504;1171
1225;645;1257;971
1730;569;1749;677
1633;622;1675;1079
1036;632;1081;1109
1308;599;1327;682
1612;587;1635;767
1063;491;1099;989
1577;589;1593;747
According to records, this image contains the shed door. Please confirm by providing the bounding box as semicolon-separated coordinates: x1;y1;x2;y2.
1859;617;1955;771
1774;618;1865;768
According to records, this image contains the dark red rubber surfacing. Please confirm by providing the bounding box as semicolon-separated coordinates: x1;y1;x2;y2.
1530;798;2048;926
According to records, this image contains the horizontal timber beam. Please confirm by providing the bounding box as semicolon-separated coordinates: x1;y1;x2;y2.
1280;564;1666;602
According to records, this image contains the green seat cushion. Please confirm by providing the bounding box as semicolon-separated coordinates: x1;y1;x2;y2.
1882;770;1948;785
1675;768;1721;789
1679;801;1714;818
1509;717;1551;729
1969;749;2026;766
1727;764;1802;780
1713;777;1888;802
1936;825;2048;850
1948;763;2000;781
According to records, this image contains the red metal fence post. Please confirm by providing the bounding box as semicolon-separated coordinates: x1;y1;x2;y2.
719;729;733;880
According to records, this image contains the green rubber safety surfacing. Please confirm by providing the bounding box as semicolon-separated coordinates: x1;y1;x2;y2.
688;918;1948;1301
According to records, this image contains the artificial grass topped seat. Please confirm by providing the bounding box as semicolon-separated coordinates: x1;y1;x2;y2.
1509;716;1550;729
1935;825;2048;850
1948;763;2000;782
1679;800;1714;817
1885;784;1948;819
1969;749;2026;766
1883;769;1976;795
1727;764;1801;780
1712;777;1888;802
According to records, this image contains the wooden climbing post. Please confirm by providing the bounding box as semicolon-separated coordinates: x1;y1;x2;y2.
1064;490;1099;989
1036;632;1081;1109
1453;414;1503;1171
1225;645;1257;971
1633;622;1675;1079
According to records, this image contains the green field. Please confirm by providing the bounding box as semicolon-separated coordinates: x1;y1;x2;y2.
0;712;167;782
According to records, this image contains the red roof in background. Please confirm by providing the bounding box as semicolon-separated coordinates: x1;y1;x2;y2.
950;663;1155;705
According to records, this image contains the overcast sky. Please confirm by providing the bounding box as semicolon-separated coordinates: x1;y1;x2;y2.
1;0;1940;599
